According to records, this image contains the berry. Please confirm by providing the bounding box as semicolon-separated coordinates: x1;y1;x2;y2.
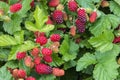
56;4;64;11
101;0;109;8
75;19;85;33
34;56;41;65
52;68;65;76
77;8;87;23
63;12;68;21
49;0;60;7
31;47;39;57
0;9;4;16
50;34;61;42
89;11;97;23
70;26;76;36
50;42;60;53
46;16;53;25
43;55;53;63
24;56;32;67
30;0;34;8
17;69;26;78
26;76;36;80
68;0;78;12
42;48;52;56
36;36;47;46
35;63;52;74
113;36;120;43
52;10;63;24
34;31;45;38
12;69;19;78
10;3;22;13
16;52;26;60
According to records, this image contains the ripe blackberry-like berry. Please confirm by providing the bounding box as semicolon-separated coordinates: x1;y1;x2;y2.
68;0;78;12
52;10;63;24
36;36;47;46
16;52;26;60
49;0;60;7
77;8;87;23
35;63;52;74
10;3;22;13
75;19;85;33
43;55;53;63
41;48;52;56
50;34;61;42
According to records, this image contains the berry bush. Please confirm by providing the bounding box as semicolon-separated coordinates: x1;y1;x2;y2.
0;0;120;80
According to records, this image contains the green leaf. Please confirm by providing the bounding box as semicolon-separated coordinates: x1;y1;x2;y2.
33;6;48;29
38;75;56;80
5;60;19;69
88;30;114;52
0;66;12;80
0;1;9;14
64;60;76;70
3;14;22;34
93;45;120;80
14;30;24;44
50;54;64;67
60;35;79;61
76;53;96;71
17;0;32;17
90;15;119;36
0;49;9;61
114;0;120;6
0;35;17;46
110;1;120;16
39;25;54;32
76;0;95;9
8;41;36;60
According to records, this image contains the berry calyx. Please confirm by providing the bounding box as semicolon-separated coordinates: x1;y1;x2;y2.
10;3;22;13
68;0;78;12
50;34;61;42
16;52;26;60
52;10;63;24
35;63;52;74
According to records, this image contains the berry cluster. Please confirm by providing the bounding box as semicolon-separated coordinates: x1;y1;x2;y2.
12;32;64;80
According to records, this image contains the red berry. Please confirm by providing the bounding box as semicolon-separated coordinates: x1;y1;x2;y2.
24;56;32;67
10;3;22;13
31;47;39;57
35;63;52;74
70;26;76;36
89;11;97;23
52;68;65;77
42;48;52;56
113;36;120;43
75;19;85;33
52;10;63;24
101;0;109;8
46;16;53;25
12;69;19;78
43;55;53;63
68;0;78;12
16;52;26;60
34;56;41;65
77;8;87;23
36;36;47;46
49;0;60;7
17;69;26;78
50;34;61;42
26;76;36;80
30;0;34;8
